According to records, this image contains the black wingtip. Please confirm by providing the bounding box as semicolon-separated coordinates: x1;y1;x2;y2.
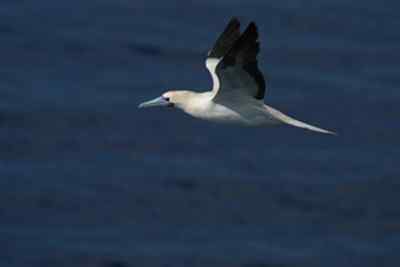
248;21;257;27
208;17;242;58
246;22;258;39
229;17;240;24
227;17;240;31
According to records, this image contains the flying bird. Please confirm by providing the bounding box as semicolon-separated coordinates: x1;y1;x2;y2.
139;18;335;134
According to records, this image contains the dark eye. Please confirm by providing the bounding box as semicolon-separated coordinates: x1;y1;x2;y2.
164;97;170;102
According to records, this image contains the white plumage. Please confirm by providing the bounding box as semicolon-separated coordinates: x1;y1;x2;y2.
139;18;335;135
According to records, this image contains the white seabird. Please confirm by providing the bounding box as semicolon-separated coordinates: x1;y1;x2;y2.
139;18;335;135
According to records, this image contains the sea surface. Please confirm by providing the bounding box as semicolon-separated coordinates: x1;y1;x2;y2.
1;1;400;266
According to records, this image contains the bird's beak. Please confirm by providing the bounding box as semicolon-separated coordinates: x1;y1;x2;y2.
138;96;169;108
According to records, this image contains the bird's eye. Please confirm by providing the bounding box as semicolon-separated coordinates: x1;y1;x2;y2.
164;97;170;102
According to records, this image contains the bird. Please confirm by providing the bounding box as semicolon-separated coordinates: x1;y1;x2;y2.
138;18;335;135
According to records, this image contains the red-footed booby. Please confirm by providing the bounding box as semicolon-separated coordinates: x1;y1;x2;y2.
139;18;335;135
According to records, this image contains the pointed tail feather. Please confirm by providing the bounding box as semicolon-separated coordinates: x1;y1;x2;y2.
265;105;336;135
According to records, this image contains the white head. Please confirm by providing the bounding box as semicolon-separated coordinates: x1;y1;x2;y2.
138;90;194;110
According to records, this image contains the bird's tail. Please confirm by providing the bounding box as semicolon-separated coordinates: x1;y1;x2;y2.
265;105;336;135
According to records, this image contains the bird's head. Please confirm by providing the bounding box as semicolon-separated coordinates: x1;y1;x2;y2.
138;90;192;109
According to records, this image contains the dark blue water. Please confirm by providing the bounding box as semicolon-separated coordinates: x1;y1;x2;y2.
1;1;400;266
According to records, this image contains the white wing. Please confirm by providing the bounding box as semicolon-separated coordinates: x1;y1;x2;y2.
205;18;240;94
206;20;266;102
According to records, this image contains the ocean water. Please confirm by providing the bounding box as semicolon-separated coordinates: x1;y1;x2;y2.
1;0;400;266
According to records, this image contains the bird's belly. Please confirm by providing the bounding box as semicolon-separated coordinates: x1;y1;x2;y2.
188;103;269;126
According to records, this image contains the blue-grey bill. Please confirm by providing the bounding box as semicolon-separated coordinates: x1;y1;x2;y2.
138;96;169;108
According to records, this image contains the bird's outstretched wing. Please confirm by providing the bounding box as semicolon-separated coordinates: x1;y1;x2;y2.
212;22;266;102
205;18;241;92
207;18;241;59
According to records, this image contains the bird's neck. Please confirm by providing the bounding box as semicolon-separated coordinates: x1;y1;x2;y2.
177;91;213;114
